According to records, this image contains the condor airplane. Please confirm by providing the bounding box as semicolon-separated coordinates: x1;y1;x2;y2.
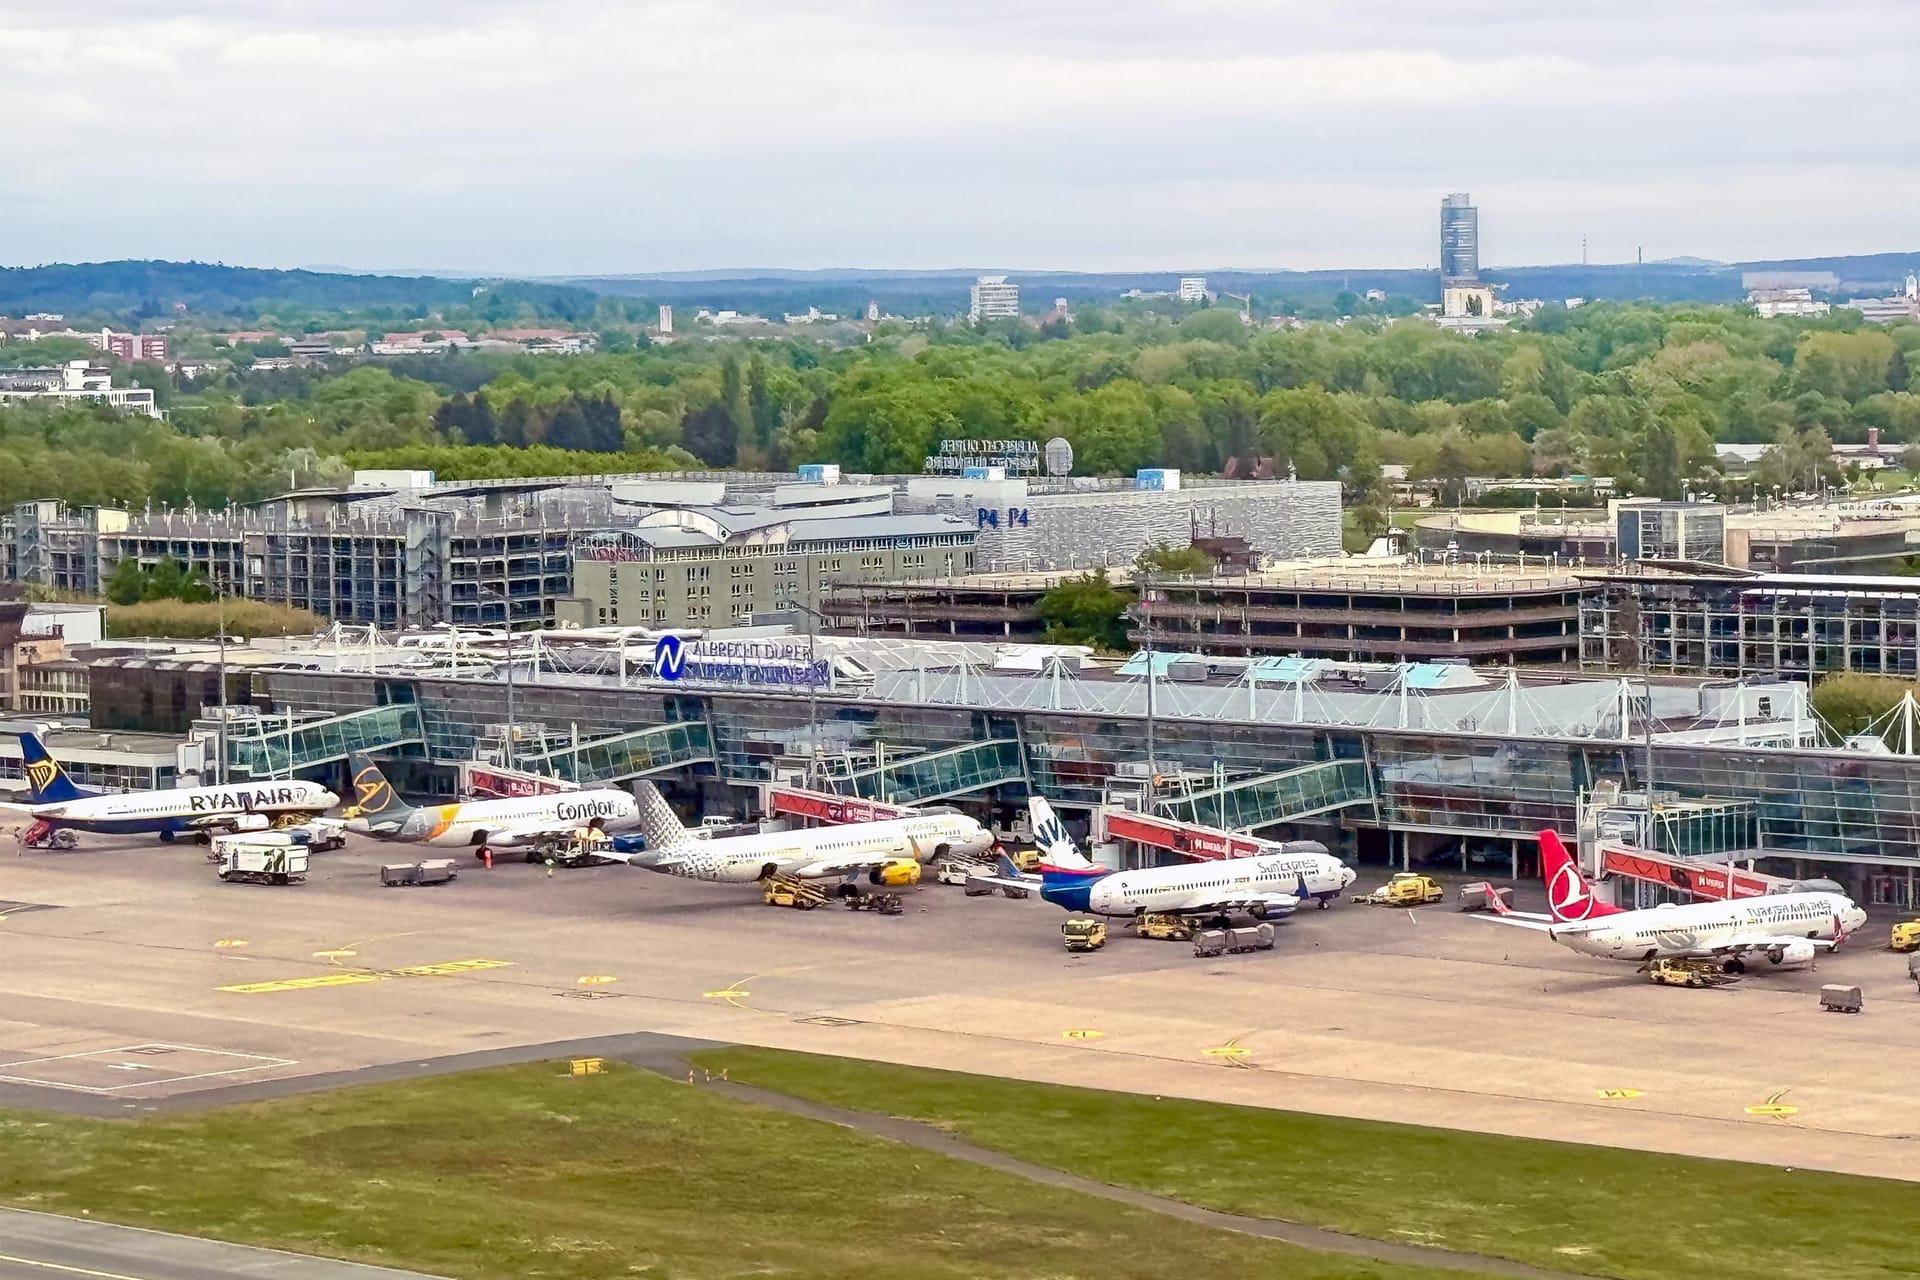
1479;830;1868;972
1005;796;1357;920
599;780;992;891
6;732;338;841
345;752;639;851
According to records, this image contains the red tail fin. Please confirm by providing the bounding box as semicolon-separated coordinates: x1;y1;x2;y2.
1539;830;1621;922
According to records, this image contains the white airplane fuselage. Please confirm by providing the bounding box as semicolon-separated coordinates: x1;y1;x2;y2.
371;791;640;847
1079;852;1357;918
642;813;990;883
1553;893;1866;963
33;781;339;837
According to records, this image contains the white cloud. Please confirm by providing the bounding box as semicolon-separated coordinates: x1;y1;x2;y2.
1;0;1913;272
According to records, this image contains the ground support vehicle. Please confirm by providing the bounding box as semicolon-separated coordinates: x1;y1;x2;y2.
216;842;308;885
763;875;828;910
1820;984;1864;1013
845;891;904;915
1644;958;1738;988
1136;912;1198;942
936;858;990;886
1457;881;1513;912
1353;873;1446;906
18;821;77;850
1890;921;1920;953
1062;918;1107;952
380;859;459;887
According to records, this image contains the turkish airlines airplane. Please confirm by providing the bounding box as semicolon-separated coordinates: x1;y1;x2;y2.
1005;795;1357;919
600;780;991;891
5;732;338;842
1480;830;1867;972
345;752;639;851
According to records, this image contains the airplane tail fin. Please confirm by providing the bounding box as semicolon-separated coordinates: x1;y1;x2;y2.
1539;829;1622;922
631;781;690;853
19;733;88;804
346;752;410;820
1028;795;1094;870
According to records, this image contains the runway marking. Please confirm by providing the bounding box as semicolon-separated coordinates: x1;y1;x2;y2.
0;1044;296;1095
1203;1037;1253;1066
212;938;247;948
703;985;750;1006
1596;1089;1645;1100
218;958;511;994
312;948;358;960
1747;1088;1799;1119
576;975;618;985
1062;1029;1106;1040
0;1251;152;1280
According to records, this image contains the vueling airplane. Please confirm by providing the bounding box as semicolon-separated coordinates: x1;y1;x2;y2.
6;732;338;842
1479;830;1868;973
1000;795;1357;920
599;780;991;891
344;752;639;852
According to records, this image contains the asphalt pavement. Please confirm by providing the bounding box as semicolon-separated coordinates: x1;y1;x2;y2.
0;1207;442;1280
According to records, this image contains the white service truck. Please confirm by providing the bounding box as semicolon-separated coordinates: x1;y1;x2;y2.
214;840;308;885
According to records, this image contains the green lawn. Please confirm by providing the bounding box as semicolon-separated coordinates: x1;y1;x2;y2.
0;1062;1489;1280
696;1048;1920;1280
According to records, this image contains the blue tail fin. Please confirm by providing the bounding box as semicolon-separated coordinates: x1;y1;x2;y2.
20;733;89;803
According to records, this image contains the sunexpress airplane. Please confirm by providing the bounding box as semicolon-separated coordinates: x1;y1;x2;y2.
5;733;338;842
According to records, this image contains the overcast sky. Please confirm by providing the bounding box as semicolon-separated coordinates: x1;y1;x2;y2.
4;0;1914;276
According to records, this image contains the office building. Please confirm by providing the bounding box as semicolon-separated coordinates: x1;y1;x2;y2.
1440;192;1479;284
0;363;161;418
1747;287;1830;319
969;276;1020;321
103;332;169;363
1178;276;1207;303
565;510;977;629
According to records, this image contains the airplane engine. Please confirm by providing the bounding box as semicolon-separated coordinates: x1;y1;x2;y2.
1767;940;1817;967
230;814;270;832
868;860;922;887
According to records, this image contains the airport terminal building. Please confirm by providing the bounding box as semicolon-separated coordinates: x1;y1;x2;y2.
75;629;1920;910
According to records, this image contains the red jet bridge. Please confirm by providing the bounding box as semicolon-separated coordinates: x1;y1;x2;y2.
765;785;918;826
1597;844;1795;902
1098;809;1275;862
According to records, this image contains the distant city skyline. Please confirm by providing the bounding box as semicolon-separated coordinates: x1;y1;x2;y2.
6;1;1919;276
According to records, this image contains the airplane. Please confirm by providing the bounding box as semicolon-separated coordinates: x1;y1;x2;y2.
1477;829;1869;973
344;752;640;853
5;732;338;842
1004;795;1358;921
599;780;992;892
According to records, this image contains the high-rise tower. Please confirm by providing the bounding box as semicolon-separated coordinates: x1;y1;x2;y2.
1440;193;1479;284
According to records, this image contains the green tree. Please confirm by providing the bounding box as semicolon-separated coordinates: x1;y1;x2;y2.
1036;571;1133;650
1136;542;1213;576
105;558;148;606
1811;672;1918;741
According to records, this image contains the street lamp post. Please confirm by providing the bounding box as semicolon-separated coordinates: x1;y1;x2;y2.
477;585;515;771
786;600;828;790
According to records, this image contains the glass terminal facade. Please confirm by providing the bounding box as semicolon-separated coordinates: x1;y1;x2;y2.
150;659;1920;899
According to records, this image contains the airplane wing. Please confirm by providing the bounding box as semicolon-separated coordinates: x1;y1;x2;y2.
1156;890;1301;918
1712;933;1839;955
788;856;910;880
1470;914;1560;933
486;823;601;849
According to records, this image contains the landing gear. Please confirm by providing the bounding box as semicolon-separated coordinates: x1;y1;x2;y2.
158;830;176;844
1721;957;1747;975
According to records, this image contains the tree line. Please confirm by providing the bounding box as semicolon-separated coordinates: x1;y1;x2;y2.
0;301;1916;521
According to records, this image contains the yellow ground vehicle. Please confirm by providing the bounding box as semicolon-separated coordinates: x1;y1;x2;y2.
1352;872;1445;907
1889;920;1920;952
1005;848;1041;873
1062;918;1107;952
762;875;828;910
1645;958;1737;988
1135;912;1198;941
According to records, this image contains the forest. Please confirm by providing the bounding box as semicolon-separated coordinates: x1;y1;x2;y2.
0;301;1916;523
